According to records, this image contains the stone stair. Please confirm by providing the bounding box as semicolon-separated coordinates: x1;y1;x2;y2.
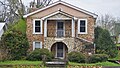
45;58;67;68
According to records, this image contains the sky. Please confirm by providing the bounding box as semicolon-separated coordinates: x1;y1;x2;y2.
0;0;120;18
21;0;120;18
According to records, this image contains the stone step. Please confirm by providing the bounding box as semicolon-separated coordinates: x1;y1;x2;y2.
45;61;66;68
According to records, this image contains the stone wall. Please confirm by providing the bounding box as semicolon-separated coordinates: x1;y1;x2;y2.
44;37;74;52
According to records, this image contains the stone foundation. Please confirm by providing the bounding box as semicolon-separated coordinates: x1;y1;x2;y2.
44;37;74;53
44;37;94;53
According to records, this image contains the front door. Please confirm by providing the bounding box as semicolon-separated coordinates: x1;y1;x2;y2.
56;43;64;58
57;21;64;37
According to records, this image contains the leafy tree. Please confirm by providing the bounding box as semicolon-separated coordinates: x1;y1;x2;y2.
0;19;29;60
95;27;118;58
1;29;29;60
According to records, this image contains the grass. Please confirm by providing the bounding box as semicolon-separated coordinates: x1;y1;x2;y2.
69;62;95;66
69;61;120;66
13;19;26;33
95;61;120;66
0;60;119;66
0;60;42;65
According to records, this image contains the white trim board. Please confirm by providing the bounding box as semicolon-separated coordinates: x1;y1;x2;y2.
33;19;43;34
23;1;97;18
78;19;88;34
33;41;42;50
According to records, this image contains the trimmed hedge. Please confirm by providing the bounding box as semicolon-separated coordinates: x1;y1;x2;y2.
26;48;53;61
88;54;108;63
68;51;85;63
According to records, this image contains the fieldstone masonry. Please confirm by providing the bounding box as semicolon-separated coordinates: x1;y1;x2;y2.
44;37;75;52
44;37;91;53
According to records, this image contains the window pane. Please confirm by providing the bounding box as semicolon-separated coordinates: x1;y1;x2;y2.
35;27;41;32
35;21;40;26
80;20;86;32
35;20;41;33
57;22;63;30
80;27;85;32
35;42;42;48
80;20;85;26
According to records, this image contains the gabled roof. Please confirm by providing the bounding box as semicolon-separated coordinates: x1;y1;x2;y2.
23;1;98;18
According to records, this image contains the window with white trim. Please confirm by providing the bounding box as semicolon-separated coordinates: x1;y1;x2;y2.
33;19;42;34
78;19;87;34
33;41;42;50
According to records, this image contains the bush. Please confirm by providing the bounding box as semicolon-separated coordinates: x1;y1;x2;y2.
89;54;108;63
1;30;29;60
68;51;85;63
26;48;53;61
95;27;118;58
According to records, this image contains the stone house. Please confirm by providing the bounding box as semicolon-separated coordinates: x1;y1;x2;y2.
23;1;97;59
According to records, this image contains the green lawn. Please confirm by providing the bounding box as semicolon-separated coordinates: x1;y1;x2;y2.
0;60;42;65
0;60;120;66
69;61;120;66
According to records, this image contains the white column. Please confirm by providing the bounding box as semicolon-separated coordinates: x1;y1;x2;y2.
72;18;75;37
44;19;47;37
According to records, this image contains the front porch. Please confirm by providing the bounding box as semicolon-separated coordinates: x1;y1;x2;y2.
43;10;76;38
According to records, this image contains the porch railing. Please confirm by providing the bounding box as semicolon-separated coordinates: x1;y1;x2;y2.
47;29;71;37
57;29;64;37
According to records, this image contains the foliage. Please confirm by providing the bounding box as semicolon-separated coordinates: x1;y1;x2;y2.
110;50;120;60
88;54;108;63
1;29;29;60
68;51;86;63
94;27;118;58
13;19;26;33
26;48;53;61
0;19;29;60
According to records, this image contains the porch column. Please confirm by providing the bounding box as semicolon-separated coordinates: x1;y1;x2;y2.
72;18;75;37
44;19;47;37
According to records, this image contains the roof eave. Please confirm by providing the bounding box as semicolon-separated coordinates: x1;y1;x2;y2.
23;1;98;18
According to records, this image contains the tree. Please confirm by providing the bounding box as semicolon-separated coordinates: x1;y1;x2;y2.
0;19;29;60
36;0;53;8
94;27;118;58
96;14;116;30
29;0;53;9
1;29;29;60
0;0;25;23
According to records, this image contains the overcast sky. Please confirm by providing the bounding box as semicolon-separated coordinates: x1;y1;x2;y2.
22;0;120;18
0;0;119;18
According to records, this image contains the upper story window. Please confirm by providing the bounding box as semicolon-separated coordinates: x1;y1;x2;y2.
33;19;42;34
78;19;87;34
33;41;42;50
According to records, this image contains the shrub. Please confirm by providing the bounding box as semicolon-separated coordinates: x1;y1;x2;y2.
1;30;29;60
26;48;53;61
88;54;108;63
68;51;85;63
95;27;118;58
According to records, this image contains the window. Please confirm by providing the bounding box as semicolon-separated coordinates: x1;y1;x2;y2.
33;19;42;34
33;41;42;50
78;19;87;34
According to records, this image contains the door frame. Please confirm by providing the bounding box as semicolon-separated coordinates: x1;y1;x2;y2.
55;42;65;59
